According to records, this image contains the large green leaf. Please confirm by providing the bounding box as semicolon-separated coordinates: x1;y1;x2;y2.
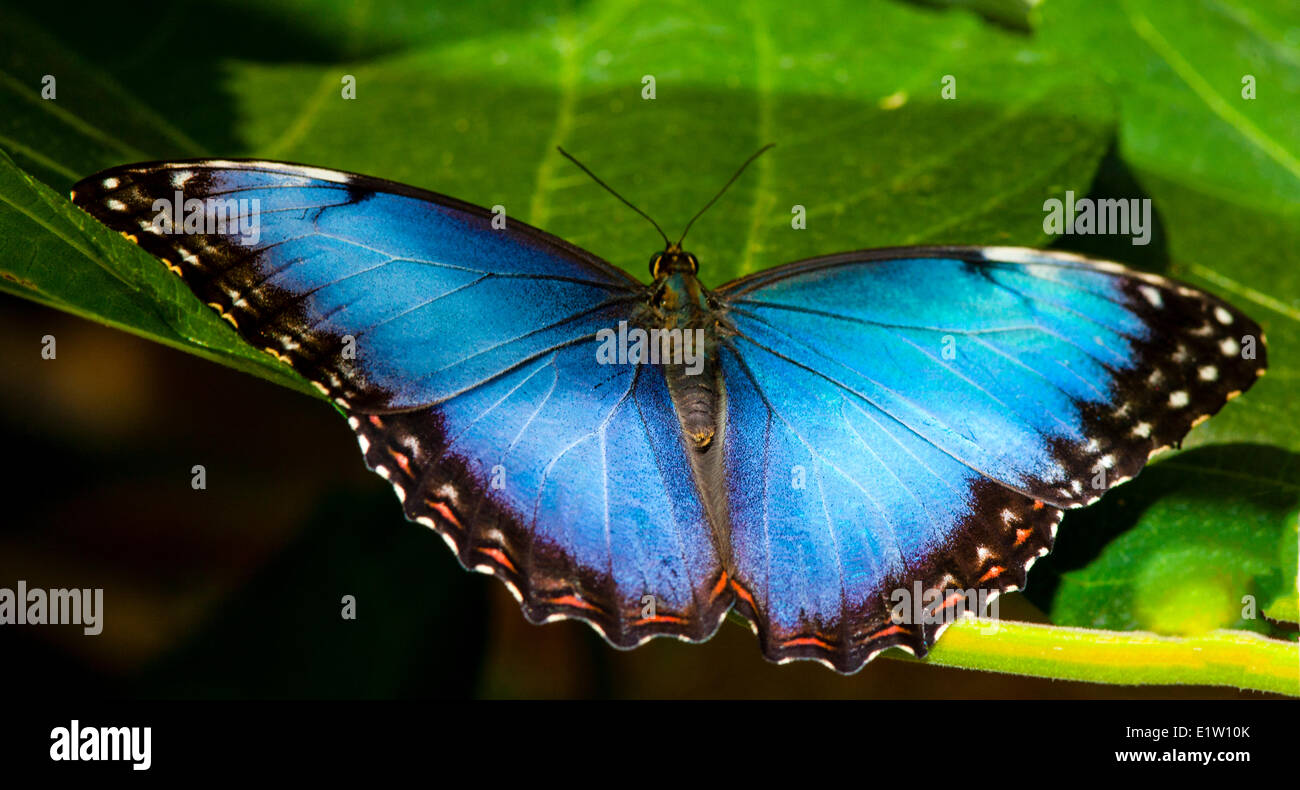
1036;0;1299;452
0;0;1116;405
2;0;1113;285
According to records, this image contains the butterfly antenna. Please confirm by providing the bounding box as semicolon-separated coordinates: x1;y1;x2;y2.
676;143;774;247
556;146;670;247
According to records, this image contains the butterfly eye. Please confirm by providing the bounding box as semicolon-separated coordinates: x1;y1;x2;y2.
649;253;663;276
687;254;698;273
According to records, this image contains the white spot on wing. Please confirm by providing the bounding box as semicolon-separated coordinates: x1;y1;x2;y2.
981;247;1044;265
436;483;460;506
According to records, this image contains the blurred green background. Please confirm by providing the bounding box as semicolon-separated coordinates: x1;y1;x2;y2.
0;0;1295;697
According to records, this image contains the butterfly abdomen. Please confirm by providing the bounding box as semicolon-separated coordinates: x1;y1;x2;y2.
668;359;720;449
652;270;723;451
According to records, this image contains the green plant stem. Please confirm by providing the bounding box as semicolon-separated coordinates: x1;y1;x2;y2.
902;618;1299;695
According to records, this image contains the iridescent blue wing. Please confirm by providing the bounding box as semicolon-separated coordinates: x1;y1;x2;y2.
714;246;1265;671
71;161;733;645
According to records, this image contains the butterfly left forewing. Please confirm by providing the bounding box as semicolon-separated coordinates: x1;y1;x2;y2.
71;160;642;412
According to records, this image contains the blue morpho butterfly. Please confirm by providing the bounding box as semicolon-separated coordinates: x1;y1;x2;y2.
71;148;1266;672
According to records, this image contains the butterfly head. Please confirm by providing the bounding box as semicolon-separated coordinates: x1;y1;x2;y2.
650;244;699;278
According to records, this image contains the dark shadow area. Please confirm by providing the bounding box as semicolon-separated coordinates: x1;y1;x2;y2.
1047;141;1173;276
132;487;487;699
1;0;580;159
903;0;1036;33
0;294;487;700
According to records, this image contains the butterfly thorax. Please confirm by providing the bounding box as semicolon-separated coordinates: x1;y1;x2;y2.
648;250;722;453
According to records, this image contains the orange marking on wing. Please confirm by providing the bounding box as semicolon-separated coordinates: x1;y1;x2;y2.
1032;499;1045;510
869;624;907;640
936;591;966;612
783;635;833;649
387;448;413;477
730;579;758;610
368;415;384;428
711;571;730;599
551;594;599;612
1014;528;1032;546
426;499;462;529
633;614;689;627
978;565;1004;584
477;546;516;574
